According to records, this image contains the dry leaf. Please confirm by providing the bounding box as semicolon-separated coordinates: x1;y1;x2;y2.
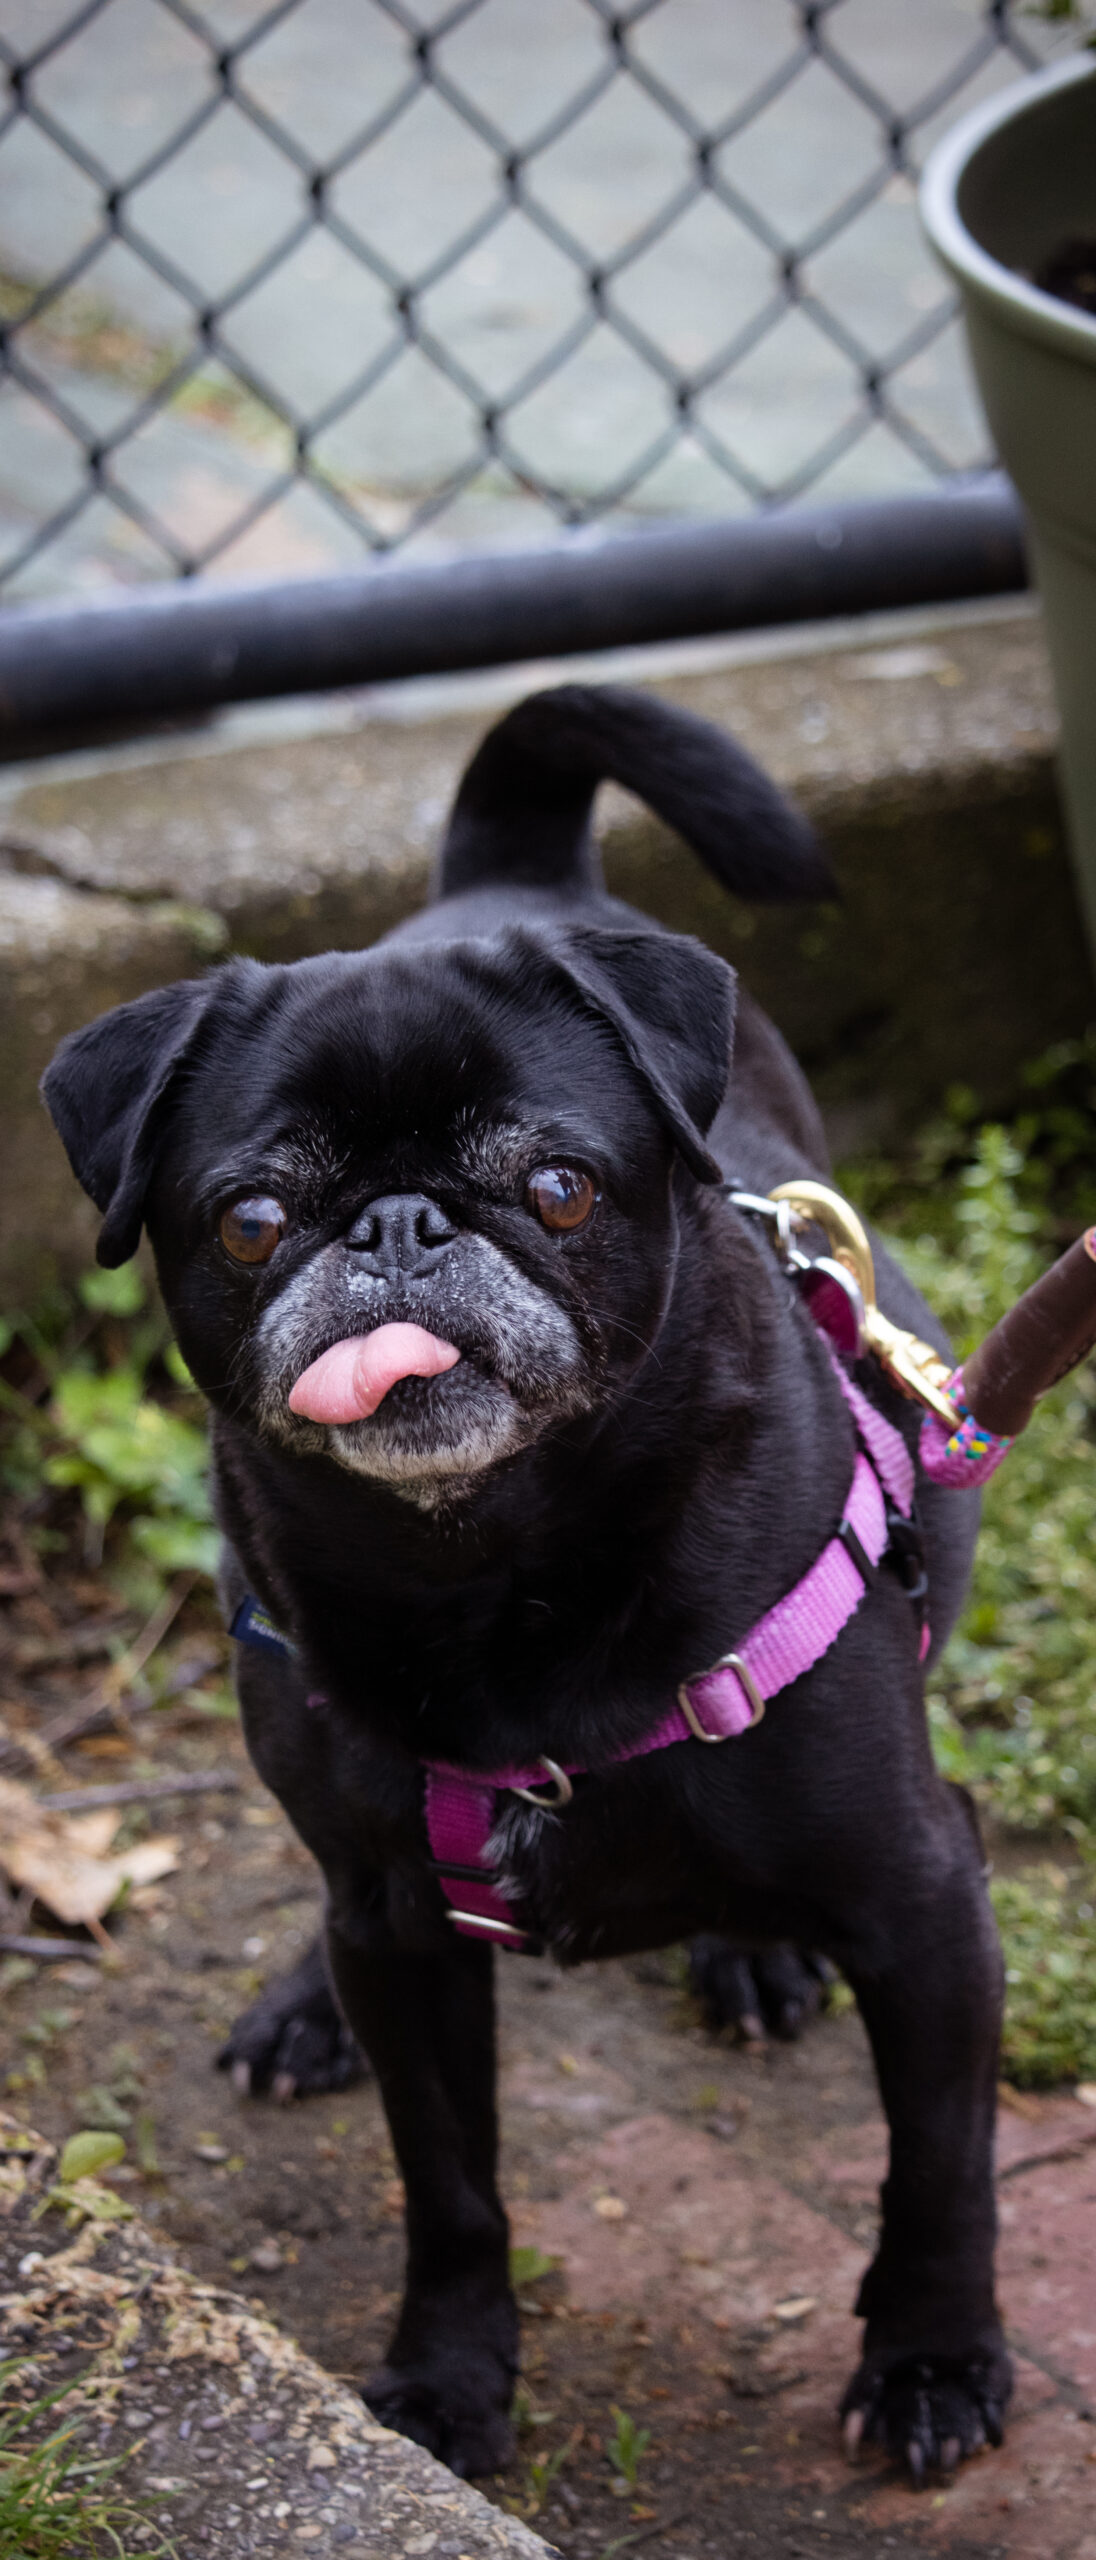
0;1777;178;1926
67;1811;120;1858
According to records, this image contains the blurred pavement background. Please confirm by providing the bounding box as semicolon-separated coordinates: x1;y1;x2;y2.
0;0;1078;599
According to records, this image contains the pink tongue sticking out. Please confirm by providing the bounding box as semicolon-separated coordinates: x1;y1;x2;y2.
288;1325;460;1425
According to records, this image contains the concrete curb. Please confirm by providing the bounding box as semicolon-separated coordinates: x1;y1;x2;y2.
0;883;227;1295
0;2114;552;2560
2;595;1092;1297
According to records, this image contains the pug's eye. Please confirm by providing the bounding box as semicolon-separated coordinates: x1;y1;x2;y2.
219;1196;287;1265
524;1165;598;1233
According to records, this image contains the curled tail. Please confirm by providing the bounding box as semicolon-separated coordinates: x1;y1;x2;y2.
437;682;833;904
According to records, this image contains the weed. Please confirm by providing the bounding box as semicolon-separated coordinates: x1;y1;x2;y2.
0;1262;215;1600
842;1056;1096;2082
512;2382;553;2438
524;2442;571;2514
73;2042;145;2140
607;2406;651;2491
509;2245;556;2289
134;2109;161;2179
990;1872;1096;2086
0;2358;176;2558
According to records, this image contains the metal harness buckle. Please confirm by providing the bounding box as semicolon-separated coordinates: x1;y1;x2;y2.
677;1652;766;1741
444;1909;532;1945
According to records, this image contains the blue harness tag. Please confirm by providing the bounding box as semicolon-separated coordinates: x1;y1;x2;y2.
230;1594;294;1658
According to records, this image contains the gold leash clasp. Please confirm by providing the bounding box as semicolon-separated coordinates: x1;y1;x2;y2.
766;1179;957;1428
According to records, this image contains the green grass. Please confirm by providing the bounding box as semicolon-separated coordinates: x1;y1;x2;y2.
0;2361;175;2558
991;1872;1096;2087
842;1037;1096;2081
0;1261;216;1607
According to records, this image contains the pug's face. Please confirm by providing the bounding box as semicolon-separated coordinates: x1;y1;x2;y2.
162;963;677;1498
47;925;729;1504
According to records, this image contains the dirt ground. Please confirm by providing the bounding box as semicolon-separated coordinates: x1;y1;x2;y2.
2;1570;1096;2560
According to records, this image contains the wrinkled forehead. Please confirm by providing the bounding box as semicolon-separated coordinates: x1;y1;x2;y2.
173;942;652;1176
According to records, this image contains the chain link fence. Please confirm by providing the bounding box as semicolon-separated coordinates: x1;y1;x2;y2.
0;0;1078;600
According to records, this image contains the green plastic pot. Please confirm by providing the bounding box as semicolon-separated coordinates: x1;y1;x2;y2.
921;54;1096;952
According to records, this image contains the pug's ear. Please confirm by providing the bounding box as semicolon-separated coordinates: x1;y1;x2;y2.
41;977;215;1266
547;926;736;1182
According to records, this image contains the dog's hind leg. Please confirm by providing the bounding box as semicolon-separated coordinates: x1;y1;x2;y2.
838;1802;1011;2482
325;1897;518;2479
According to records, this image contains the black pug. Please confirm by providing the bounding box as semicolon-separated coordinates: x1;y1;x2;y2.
42;684;1008;2487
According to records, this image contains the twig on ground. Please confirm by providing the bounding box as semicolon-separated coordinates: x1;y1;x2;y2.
0;1640;225;1772
998;2123;1096;2180
0;1934;103;1962
40;1769;240;1813
598;2511;690;2559
93;1573;198;1736
11;1620;132;1672
51;1645;225;1754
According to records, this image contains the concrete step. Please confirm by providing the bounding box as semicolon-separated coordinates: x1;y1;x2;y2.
2;594;1090;1298
0;2111;552;2560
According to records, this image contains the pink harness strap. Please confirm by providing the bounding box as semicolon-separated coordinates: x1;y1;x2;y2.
423;1769;516;1940
826;1351;915;1515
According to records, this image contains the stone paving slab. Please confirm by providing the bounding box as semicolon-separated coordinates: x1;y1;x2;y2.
0;2113;553;2560
514;2098;1096;2556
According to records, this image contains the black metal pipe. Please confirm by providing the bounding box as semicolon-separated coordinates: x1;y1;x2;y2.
0;476;1026;745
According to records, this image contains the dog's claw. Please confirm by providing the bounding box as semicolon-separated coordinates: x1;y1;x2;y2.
218;1939;367;2101
776;2000;805;2041
687;1936;829;2046
840;2342;1012;2484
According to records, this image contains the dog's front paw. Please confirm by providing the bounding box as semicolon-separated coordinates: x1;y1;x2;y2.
363;2361;515;2478
689;1934;833;2043
217;1938;366;2101
841;2344;1012;2483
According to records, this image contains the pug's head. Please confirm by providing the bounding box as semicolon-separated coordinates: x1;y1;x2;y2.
41;921;735;1503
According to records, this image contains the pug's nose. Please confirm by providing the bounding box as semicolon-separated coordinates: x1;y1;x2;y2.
346;1193;459;1282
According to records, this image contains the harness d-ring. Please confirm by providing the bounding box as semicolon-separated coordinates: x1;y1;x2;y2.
509;1757;574;1809
677;1652;766;1739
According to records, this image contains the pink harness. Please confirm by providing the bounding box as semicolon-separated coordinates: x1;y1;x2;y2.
232;1207;1010;1955
425;1351;920;1951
